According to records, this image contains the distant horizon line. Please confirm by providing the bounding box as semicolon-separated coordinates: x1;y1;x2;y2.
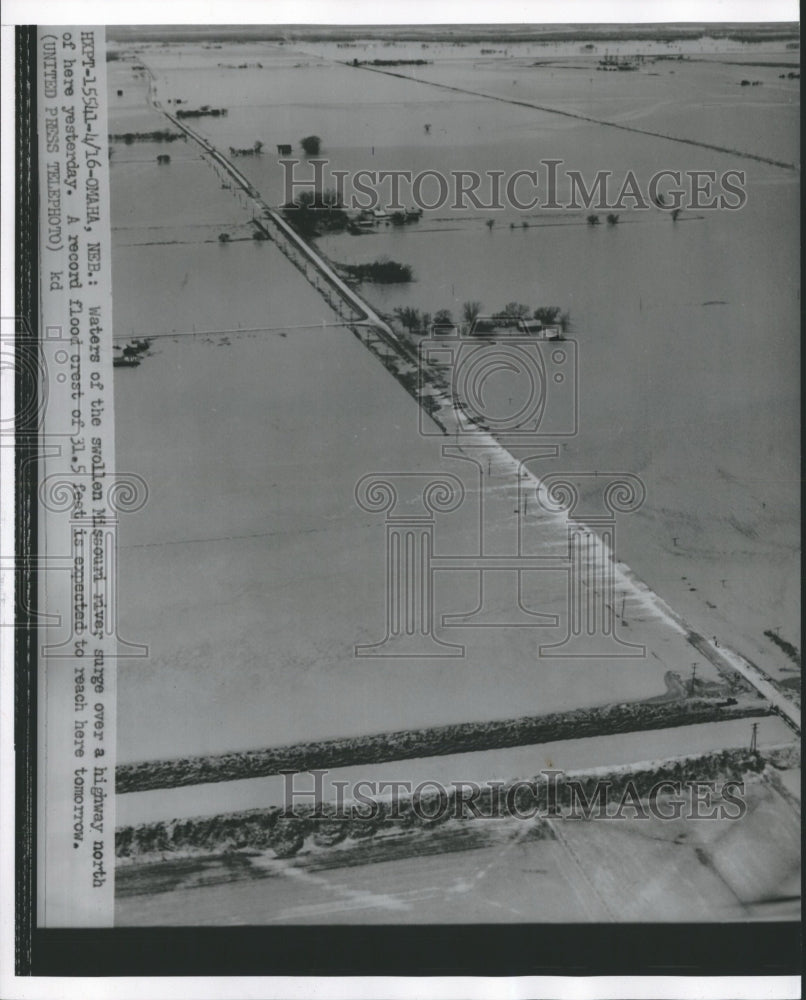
108;22;799;32
106;23;801;46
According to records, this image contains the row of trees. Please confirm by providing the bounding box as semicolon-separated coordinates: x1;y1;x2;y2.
393;301;571;334
342;258;413;283
109;129;182;143
176;106;228;119
281;188;350;237
119;735;766;859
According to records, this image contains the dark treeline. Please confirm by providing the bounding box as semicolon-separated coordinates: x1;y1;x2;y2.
352;58;432;66
109;130;184;143
107;25;798;44
116;697;768;794
176;106;228;119
341;259;414;283
115;744;780;862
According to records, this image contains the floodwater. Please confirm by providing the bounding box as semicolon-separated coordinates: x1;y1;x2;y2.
111;40;799;689
109;40;799;767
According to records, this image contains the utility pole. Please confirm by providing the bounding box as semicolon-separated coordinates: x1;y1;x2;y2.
750;722;758;753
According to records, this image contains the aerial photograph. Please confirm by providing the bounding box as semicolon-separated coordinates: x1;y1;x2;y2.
104;23;799;924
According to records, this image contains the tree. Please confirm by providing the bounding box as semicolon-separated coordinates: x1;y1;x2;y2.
284;186;349;237
344;258;412;283
462;301;482;324
300;135;322;155
294;190;316;209
533;306;561;325
320;187;343;209
394;306;421;332
532;306;570;333
271;821;305;859
502;302;531;319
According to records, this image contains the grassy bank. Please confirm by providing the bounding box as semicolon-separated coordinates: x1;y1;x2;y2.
116;744;796;864
117;696;769;794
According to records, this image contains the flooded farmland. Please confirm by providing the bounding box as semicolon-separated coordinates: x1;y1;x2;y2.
104;25;800;927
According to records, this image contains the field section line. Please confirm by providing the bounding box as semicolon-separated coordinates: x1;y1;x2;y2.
348;63;799;172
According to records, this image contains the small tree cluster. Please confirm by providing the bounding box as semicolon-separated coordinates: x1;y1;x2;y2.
282;188;350;236
342;258;414;283
300;135;322;155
